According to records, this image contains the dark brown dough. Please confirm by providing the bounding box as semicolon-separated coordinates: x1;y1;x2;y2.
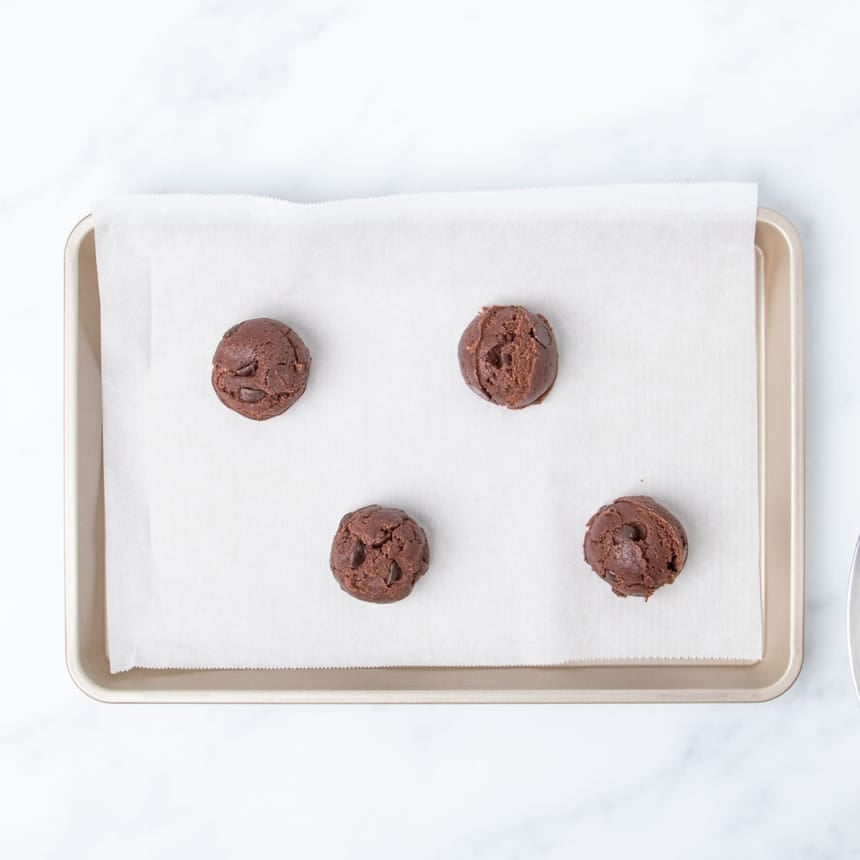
583;496;688;599
211;318;310;420
330;505;430;603
458;305;558;409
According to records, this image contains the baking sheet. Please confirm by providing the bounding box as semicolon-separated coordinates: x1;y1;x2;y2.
64;208;804;702
92;185;762;672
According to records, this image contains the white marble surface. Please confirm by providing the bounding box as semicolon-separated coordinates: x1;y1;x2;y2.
1;0;859;856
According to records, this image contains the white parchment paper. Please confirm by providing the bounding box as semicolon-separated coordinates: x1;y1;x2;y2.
94;184;761;672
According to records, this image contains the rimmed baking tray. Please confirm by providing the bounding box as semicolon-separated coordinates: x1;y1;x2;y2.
64;208;804;703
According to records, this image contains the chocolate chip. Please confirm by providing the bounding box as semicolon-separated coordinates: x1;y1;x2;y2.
387;560;402;585
420;543;430;564
618;524;643;541
349;541;365;569
235;361;257;377
238;387;265;403
532;322;552;348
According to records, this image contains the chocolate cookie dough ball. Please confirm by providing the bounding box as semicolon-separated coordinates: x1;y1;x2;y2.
330;505;430;604
211;318;310;420
583;496;688;599
458;305;558;409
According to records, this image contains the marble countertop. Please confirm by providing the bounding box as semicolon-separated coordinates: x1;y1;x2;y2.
2;0;859;857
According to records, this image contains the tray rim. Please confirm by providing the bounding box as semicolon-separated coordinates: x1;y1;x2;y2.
64;205;804;704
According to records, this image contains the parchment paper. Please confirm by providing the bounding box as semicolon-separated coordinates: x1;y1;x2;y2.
94;184;761;671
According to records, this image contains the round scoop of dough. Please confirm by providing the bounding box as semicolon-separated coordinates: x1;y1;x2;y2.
583;496;688;599
330;505;430;604
211;318;310;420
458;305;558;409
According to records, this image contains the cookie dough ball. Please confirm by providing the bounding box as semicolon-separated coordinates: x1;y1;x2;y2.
330;505;430;603
458;305;558;409
583;496;688;599
211;318;310;420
